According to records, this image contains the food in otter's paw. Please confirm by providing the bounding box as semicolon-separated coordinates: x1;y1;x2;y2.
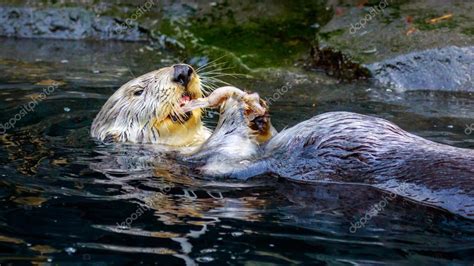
181;86;266;117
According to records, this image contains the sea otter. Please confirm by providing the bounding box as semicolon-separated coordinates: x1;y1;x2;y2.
90;67;474;218
91;64;211;146
184;87;474;219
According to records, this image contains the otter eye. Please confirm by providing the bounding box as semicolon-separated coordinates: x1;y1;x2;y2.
134;89;144;96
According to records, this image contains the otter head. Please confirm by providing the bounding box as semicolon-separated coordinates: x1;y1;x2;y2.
91;64;211;146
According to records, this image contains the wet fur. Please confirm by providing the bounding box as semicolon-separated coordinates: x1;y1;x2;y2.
264;112;474;217
194;98;474;218
91;66;211;146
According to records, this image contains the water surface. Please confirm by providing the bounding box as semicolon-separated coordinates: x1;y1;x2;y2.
0;38;473;265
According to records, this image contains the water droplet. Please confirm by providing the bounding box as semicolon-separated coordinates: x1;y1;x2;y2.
65;247;76;255
231;232;243;237
196;256;214;263
200;248;216;254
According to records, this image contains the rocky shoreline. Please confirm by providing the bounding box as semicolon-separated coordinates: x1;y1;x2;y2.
0;1;472;91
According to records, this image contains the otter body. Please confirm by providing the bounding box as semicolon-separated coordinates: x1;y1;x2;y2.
257;112;474;218
187;92;474;218
264;112;474;183
262;112;474;218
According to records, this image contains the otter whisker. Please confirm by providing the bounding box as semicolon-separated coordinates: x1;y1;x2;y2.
204;72;250;78
198;69;239;79
198;65;233;74
198;66;237;73
202;76;232;86
196;55;228;72
200;81;227;95
200;83;215;95
200;71;252;79
199;76;233;95
196;62;229;74
200;79;221;88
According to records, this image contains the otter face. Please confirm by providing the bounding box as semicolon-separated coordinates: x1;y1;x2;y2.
91;64;210;146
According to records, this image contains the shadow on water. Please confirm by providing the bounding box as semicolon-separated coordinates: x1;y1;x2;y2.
0;38;473;264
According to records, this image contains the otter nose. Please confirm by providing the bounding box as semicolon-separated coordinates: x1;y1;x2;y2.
172;64;193;87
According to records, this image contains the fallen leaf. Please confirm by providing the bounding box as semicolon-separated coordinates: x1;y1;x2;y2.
357;0;368;9
34;79;65;86
30;245;58;254
0;235;25;244
427;13;453;24
13;196;47;206
406;27;417;36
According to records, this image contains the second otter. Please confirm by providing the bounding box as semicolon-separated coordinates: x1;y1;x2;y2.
185;87;474;219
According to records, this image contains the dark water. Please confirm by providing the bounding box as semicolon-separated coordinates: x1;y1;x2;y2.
1;38;474;265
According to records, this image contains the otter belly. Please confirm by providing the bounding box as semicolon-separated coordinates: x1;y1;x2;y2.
262;112;474;218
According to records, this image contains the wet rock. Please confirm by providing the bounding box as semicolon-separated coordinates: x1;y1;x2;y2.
316;1;474;88
319;1;474;64
0;7;150;41
304;44;371;81
367;46;474;91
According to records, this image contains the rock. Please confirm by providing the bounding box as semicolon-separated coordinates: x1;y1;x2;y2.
315;0;474;88
303;44;371;81
0;7;150;41
319;1;474;64
366;46;474;91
